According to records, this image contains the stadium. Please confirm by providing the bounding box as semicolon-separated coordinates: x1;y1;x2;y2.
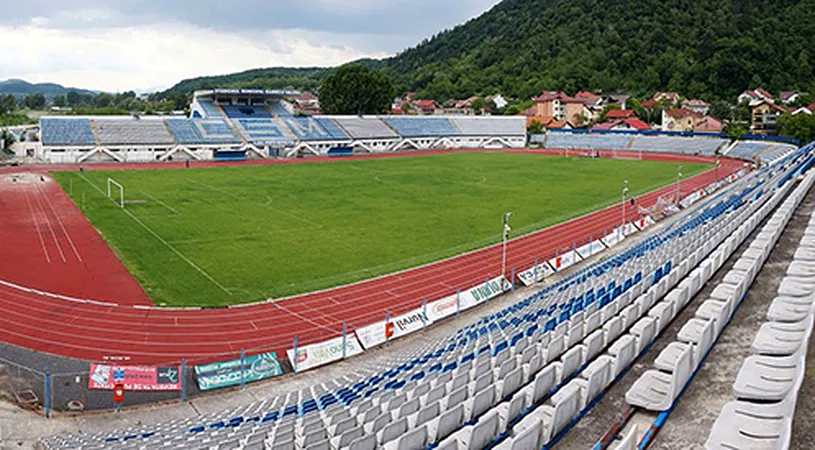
2;3;815;450
1;85;814;450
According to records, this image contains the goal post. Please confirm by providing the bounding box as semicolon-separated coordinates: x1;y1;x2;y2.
107;177;125;209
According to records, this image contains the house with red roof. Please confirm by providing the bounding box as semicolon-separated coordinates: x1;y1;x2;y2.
681;99;710;115
413;99;439;115
791;103;815;116
533;91;587;123
750;100;787;135
662;108;703;132
653;92;681;105
780;91;810;105
592;118;651;132
739;88;774;104
693;116;723;133
605;109;638;120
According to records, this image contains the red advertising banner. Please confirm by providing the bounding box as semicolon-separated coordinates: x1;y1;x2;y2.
89;364;182;391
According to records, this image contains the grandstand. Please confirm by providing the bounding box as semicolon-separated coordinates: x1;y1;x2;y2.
93;118;175;146
35;90;528;163
543;132;633;150
725;140;798;165
165;119;241;145
628;135;727;155
37;146;814;450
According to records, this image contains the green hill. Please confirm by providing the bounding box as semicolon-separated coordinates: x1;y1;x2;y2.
0;79;98;98
161;0;815;102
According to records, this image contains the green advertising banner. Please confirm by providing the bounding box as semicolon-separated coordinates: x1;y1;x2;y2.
195;352;282;391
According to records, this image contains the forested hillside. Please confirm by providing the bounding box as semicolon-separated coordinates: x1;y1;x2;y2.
161;0;815;102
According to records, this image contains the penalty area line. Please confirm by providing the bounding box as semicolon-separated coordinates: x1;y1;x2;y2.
76;173;232;295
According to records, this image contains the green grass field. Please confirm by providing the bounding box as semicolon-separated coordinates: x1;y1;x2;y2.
54;152;710;307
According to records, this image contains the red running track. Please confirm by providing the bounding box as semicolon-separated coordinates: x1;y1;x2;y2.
0;150;744;364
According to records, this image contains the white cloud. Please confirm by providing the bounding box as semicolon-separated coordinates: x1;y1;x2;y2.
0;23;387;92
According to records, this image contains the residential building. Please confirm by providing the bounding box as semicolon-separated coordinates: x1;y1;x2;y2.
487;94;508;109
607;94;631;110
750;100;787;135
791;104;815;116
604;109;638;120
780;91;809;105
738;88;773;104
681;99;710;115
653;92;681;105
592;118;651;131
662;108;703;132
413;100;439;115
290;92;321;115
693;116;723;133
533;91;586;123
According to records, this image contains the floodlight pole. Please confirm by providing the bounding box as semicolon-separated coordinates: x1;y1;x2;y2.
501;212;514;281
621;180;629;236
675;166;683;205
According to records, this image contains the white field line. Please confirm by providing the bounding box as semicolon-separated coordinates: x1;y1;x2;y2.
77;173;232;295
138;190;183;216
190;179;321;227
37;182;83;262
31;184;67;263
23;188;51;264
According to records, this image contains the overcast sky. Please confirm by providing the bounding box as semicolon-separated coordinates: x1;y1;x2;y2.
0;0;501;92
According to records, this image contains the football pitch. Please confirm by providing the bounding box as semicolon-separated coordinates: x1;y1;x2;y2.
54;152;710;307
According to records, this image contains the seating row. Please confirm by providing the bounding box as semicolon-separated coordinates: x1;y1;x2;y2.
706;169;815;450
39;151;811;450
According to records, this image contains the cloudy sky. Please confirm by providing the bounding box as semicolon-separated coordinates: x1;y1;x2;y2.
0;0;501;92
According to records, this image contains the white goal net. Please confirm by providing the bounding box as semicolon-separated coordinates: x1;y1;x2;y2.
107;177;124;209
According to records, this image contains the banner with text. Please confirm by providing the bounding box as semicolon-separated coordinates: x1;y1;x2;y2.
575;240;606;260
355;307;430;349
517;262;556;287
601;227;627;248
195;352;283;391
549;250;582;272
89;364;182;391
426;275;511;322
287;335;364;373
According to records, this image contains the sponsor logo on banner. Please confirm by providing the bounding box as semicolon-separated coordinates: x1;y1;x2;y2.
195;352;283;391
88;364;182;391
356;308;429;349
549;250;580;272
426;275;511;322
286;335;364;373
517;263;555;287
575;240;605;260
601;227;626;248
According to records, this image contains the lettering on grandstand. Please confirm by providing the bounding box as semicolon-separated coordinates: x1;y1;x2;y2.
286;335;364;373
426;275;511;322
548;250;581;272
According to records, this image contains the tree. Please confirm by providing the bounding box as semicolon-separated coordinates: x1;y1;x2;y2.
53;94;67;108
94;93;114;108
1;129;14;153
66;91;80;106
709;100;733;122
318;65;395;115
527;120;545;135
777;113;815;144
724;123;748;140
24;93;46;110
0;95;16;115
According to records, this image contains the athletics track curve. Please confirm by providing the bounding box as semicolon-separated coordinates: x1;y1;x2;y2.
0;149;745;364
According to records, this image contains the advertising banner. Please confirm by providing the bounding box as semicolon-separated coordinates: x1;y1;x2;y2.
426;275;511;322
548;250;582;272
517;262;555;287
601;227;627;248
195;352;283;391
355;307;430;349
88;364;182;391
286;335;364;373
575;240;606;260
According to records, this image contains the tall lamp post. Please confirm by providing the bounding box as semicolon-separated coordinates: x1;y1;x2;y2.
676;166;683;206
621;180;629;237
501;212;513;280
